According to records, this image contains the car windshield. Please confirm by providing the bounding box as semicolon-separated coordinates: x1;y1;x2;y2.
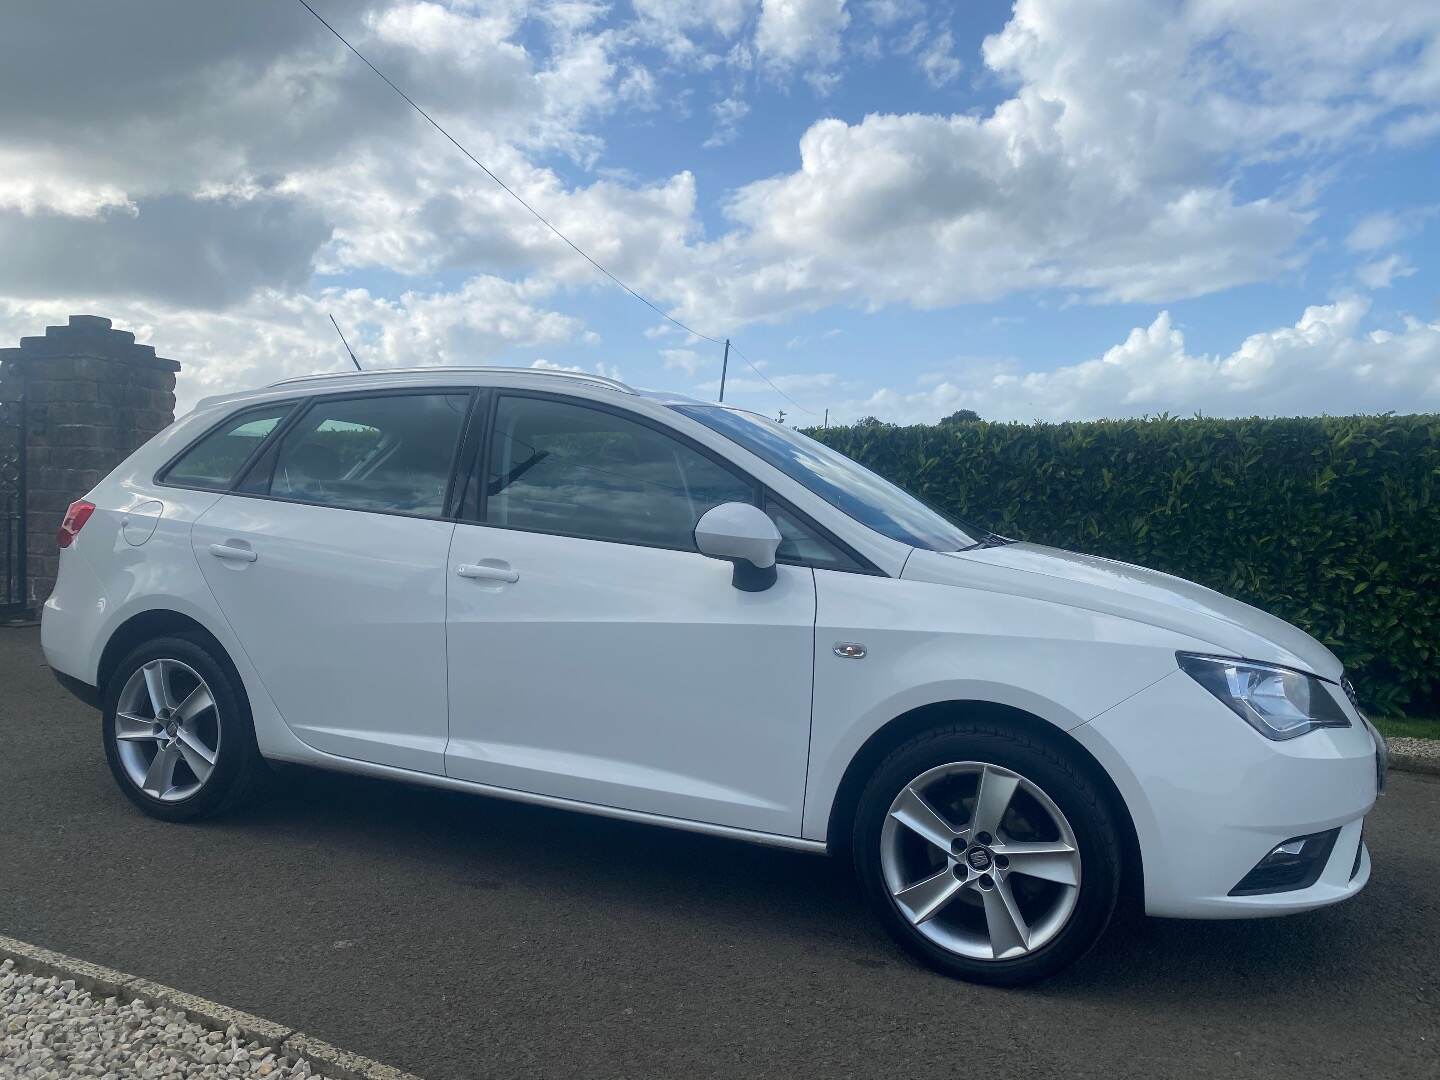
673;405;978;551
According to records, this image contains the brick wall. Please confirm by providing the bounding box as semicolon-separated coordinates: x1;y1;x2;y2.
0;315;179;607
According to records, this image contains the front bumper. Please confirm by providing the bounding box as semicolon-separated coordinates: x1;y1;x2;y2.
1071;669;1379;919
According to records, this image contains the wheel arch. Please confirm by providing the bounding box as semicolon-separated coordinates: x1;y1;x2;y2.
97;608;245;708
824;699;1144;905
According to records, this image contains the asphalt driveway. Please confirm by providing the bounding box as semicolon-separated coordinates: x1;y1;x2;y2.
1;625;1436;1079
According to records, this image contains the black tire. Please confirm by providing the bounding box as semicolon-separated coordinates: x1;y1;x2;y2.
853;722;1122;986
101;633;268;822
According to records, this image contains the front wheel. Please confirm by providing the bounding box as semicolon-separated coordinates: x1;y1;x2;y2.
853;724;1122;986
102;634;267;822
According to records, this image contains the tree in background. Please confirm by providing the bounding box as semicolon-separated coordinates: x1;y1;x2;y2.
940;409;982;425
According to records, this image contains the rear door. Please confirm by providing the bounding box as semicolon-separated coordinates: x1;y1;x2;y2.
190;389;474;774
444;392;818;835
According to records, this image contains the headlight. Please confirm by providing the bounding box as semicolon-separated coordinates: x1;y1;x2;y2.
1176;653;1351;741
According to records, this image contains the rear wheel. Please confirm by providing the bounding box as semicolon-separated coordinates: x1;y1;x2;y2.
102;635;266;821
853;723;1121;986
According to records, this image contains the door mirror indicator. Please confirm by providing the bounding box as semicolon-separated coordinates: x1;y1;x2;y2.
694;502;782;592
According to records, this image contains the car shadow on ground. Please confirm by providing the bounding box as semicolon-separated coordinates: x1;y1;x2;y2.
218;760;1405;1005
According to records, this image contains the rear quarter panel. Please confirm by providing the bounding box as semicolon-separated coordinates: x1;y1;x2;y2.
44;411;321;764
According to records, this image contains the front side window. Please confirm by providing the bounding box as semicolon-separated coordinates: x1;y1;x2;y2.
766;501;860;571
251;393;469;517
674;405;978;551
483;395;753;550
163;405;291;490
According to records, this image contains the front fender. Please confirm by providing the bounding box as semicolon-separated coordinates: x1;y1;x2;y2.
800;569;1204;842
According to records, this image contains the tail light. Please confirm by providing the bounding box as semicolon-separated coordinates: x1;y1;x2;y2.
57;499;96;549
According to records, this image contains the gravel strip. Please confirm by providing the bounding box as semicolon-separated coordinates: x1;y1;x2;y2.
0;959;329;1079
1388;736;1440;777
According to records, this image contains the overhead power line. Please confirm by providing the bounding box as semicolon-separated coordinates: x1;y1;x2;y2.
292;0;821;421
727;343;818;418
295;0;718;347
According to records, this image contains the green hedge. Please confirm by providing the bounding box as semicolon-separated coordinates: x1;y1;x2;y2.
808;414;1440;714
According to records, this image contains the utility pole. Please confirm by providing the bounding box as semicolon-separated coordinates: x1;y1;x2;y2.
823;408;829;429
718;338;730;402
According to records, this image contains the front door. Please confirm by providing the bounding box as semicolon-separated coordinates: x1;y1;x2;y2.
445;392;816;836
192;390;472;774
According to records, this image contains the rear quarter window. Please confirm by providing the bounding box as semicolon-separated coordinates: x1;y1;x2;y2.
162;406;292;490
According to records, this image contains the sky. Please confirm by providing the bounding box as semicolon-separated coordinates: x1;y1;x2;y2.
0;0;1438;424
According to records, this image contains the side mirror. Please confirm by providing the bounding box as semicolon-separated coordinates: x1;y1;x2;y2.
694;502;782;592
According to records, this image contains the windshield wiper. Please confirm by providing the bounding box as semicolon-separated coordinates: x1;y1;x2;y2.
959;531;1014;551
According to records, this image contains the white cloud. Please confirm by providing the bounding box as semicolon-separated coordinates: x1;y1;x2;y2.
0;274;594;412
631;0;757;60
840;297;1440;424
370;2;518;60
916;29;962;86
532;357;625;381
0;193;331;308
660;348;711;376
693;111;1309;326
0;154;135;218
1347;213;1405;252
632;0;1440;331
704;97;752;148
1356;253;1417;290
617;65;659;109
697;371;837;395
7;0;1438;339
1;0;1439;421
1189;0;1440;148
0;0;645;338
1385;110;1440;146
862;0;922;27
755;0;850;69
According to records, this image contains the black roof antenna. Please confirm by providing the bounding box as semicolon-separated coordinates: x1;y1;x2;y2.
329;313;362;371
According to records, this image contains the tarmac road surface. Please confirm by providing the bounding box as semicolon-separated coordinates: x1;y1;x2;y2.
1;626;1436;1079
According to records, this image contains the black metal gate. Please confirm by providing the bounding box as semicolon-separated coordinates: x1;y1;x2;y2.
1;385;27;617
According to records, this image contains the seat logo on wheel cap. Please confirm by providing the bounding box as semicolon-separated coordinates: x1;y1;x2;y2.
966;847;992;871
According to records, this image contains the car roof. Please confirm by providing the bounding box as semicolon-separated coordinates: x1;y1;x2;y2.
192;365;775;422
269;365;635;393
191;365;634;413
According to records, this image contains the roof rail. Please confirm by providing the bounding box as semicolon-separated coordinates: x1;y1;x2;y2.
267;365;635;394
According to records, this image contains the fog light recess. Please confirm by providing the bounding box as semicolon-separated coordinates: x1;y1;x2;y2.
1229;829;1340;896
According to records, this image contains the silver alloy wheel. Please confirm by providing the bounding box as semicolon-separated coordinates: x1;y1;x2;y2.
114;658;221;803
880;761;1082;961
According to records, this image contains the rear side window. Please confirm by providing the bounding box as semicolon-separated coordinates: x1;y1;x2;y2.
483;395;754;550
249;393;470;518
162;406;291;490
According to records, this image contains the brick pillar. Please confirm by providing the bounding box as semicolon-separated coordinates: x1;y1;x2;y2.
0;315;179;607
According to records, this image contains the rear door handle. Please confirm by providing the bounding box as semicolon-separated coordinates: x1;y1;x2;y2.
456;562;518;583
208;543;258;563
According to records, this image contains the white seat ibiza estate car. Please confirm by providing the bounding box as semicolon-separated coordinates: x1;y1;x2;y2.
42;367;1384;984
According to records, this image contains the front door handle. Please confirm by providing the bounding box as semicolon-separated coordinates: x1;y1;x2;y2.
456;562;518;583
208;543;258;563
